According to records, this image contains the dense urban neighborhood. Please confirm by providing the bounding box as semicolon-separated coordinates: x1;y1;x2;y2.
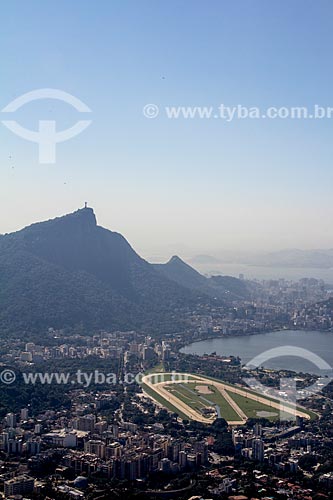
0;275;333;500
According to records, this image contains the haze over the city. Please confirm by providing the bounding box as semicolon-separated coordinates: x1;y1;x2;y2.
3;3;333;498
2;1;333;260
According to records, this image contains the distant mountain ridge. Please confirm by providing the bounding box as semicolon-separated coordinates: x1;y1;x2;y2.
190;249;333;270
250;249;333;269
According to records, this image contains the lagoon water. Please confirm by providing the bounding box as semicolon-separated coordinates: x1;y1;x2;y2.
180;330;333;375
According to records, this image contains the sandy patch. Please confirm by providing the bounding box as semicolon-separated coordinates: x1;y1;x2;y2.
195;385;213;395
256;410;278;418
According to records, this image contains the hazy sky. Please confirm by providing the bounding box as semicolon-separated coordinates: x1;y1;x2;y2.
1;1;333;260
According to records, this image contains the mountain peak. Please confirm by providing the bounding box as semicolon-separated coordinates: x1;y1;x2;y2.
40;206;98;232
0;208;200;335
169;255;185;264
71;206;97;226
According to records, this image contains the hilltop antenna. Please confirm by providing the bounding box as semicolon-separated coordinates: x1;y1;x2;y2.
84;202;88;209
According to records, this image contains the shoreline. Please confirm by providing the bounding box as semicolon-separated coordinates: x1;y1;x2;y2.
178;327;332;352
177;328;333;378
177;327;290;351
